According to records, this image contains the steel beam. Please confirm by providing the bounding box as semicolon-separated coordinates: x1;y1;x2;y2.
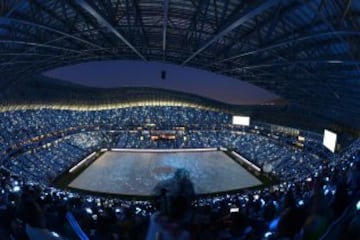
5;0;27;17
213;31;360;64
163;0;170;59
0;17;106;51
74;0;147;61
182;0;283;65
0;39;86;54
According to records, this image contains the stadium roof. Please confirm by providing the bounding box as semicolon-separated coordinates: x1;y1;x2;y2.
0;0;360;128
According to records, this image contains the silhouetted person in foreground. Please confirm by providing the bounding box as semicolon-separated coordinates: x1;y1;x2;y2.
146;168;195;240
23;200;63;240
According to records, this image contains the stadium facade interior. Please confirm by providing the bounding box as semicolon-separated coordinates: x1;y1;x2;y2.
0;1;360;239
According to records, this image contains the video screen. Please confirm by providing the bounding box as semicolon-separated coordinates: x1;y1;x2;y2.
323;129;337;153
232;116;250;126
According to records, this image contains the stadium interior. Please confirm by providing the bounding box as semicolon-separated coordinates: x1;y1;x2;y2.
0;0;360;239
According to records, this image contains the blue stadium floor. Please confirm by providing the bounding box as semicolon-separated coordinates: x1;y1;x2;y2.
69;150;262;196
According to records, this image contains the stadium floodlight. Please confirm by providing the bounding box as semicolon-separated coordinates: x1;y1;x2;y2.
323;129;337;153
232;116;250;126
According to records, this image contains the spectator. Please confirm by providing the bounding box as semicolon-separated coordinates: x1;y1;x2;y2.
23;200;63;239
147;169;194;240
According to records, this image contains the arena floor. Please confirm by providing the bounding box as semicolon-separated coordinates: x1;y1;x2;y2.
68;150;262;196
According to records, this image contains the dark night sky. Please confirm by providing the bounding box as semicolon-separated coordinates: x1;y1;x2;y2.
43;60;280;105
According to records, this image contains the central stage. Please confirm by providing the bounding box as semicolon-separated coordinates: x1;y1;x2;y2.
69;149;262;196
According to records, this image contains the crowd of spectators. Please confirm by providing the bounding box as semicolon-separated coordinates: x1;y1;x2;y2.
0;107;231;152
0;145;358;239
2;132;109;185
0;106;329;184
0;106;359;239
2;129;325;185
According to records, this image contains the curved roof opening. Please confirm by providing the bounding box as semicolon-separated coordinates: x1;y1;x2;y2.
43;60;281;105
0;0;359;128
